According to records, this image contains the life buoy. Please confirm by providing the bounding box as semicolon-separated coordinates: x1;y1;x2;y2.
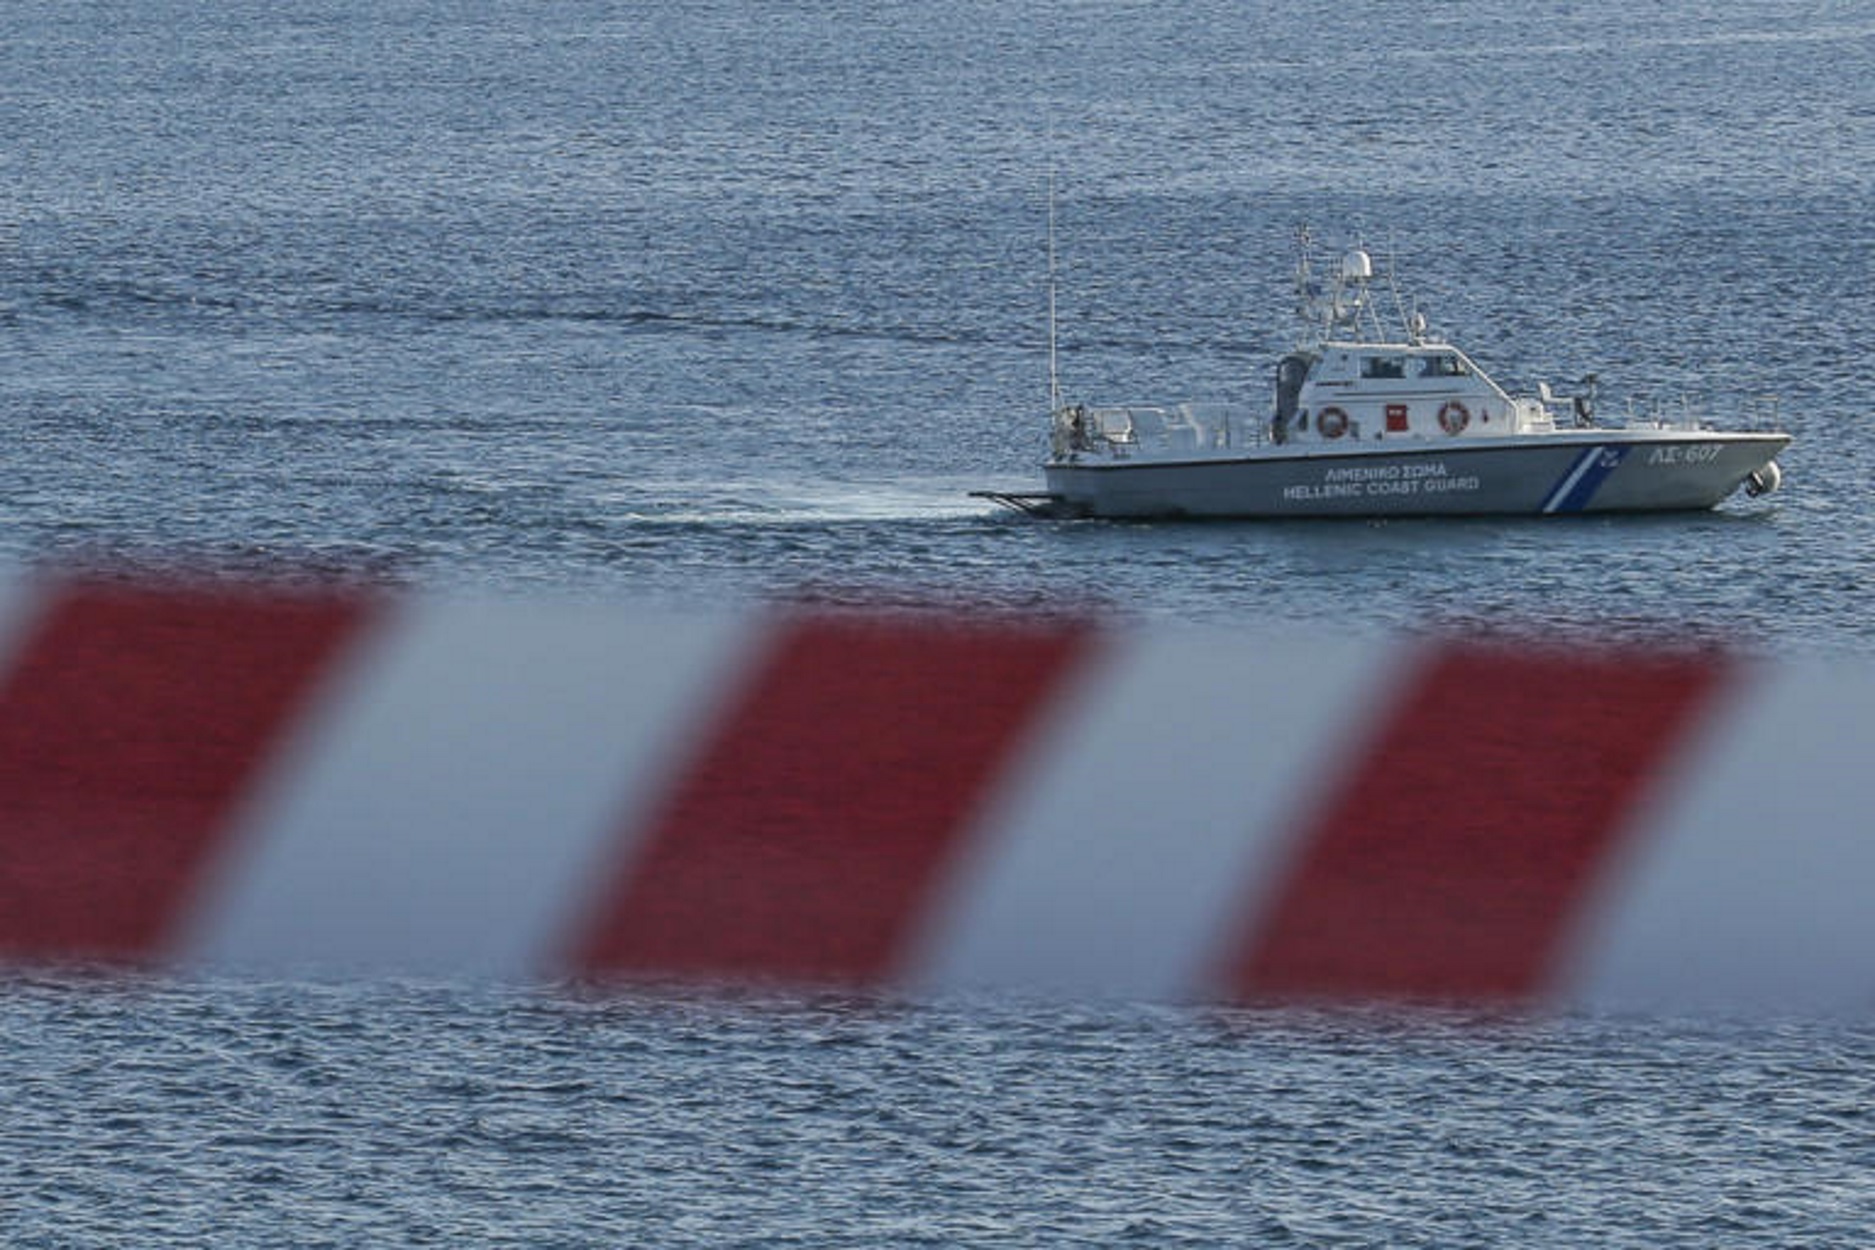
1437;400;1470;435
1317;406;1350;439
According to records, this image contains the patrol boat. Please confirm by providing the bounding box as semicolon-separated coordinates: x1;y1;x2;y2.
978;235;1789;519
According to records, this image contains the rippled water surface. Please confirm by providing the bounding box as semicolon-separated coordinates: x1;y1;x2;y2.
3;0;1873;1243
11;981;1875;1247
4;0;1872;647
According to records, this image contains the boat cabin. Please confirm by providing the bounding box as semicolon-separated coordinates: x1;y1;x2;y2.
1044;241;1604;465
1276;341;1552;445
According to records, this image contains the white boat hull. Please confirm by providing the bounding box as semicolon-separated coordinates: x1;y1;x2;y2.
1041;431;1790;519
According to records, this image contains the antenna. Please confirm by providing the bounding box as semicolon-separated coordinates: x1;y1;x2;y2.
1383;236;1413;339
1047;168;1062;414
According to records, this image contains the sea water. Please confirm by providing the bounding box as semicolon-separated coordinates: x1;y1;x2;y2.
3;1;1873;1243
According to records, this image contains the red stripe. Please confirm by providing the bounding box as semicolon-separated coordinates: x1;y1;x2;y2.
1226;643;1728;1003
574;612;1090;985
0;580;373;962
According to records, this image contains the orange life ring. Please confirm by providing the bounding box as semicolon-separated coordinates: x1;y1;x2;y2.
1317;406;1350;439
1437;400;1470;435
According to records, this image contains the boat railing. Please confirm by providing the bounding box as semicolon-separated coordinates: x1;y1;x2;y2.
1052;402;1268;459
1741;394;1783;431
1613;394;1785;432
1618;396;1699;431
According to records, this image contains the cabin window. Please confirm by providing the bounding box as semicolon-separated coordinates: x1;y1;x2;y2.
1360;356;1405;379
1417;354;1467;378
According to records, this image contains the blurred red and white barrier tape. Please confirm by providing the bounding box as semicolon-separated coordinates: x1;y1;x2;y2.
0;574;1869;1011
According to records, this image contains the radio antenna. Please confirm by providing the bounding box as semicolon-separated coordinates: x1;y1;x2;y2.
1047;168;1062;414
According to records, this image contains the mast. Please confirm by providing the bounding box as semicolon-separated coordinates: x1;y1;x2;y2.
1047;168;1062;414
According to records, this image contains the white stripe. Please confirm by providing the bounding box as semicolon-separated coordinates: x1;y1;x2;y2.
907;628;1408;1001
1541;447;1600;513
1563;659;1875;1012
180;598;760;978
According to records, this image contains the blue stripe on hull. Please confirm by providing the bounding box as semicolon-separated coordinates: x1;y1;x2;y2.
1541;445;1629;513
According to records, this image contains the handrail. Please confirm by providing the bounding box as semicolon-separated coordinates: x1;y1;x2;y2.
1054;402;1269;459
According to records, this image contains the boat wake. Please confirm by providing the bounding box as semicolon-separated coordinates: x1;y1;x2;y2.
624;479;993;526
